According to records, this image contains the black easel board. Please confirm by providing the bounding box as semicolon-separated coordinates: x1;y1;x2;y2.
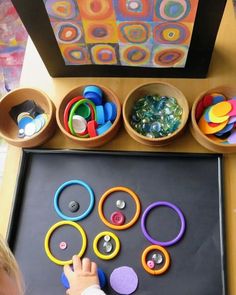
7;150;226;295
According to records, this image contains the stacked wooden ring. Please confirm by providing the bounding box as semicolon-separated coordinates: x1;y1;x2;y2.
63;86;117;138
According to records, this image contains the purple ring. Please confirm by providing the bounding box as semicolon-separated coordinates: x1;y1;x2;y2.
141;201;186;247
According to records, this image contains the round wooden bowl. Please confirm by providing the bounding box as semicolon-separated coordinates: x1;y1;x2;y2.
56;84;121;147
123;82;189;146
0;88;56;148
191;85;236;153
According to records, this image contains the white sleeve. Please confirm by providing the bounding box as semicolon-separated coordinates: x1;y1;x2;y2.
81;284;107;295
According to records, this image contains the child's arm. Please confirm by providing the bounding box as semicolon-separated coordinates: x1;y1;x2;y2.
64;256;106;295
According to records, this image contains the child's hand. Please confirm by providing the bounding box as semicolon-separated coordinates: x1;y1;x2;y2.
64;256;99;295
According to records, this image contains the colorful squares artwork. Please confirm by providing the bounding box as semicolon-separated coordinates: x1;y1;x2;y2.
154;0;199;22
52;21;85;43
83;21;118;43
152;45;188;67
60;44;91;65
43;0;199;68
153;22;192;45
118;22;152;44
0;0;28;96
78;0;115;21
89;43;119;64
44;0;80;21
114;0;154;21
120;43;152;66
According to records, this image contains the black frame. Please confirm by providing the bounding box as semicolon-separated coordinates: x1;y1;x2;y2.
7;149;227;295
12;0;226;78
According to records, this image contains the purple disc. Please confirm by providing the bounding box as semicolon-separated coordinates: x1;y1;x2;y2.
141;201;186;247
110;266;138;295
228;130;236;144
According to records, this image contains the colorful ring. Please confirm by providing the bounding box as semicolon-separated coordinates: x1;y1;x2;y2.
83;85;103;98
96;105;105;125
83;85;103;105
141;245;170;275
141;201;185;247
87;120;98;137
54;180;95;221
93;231;120;260
98;186;141;230
63;96;95;134
68;99;97;136
44;220;87;266
96;121;112;136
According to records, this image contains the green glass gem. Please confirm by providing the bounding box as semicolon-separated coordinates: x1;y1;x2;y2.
130;94;182;138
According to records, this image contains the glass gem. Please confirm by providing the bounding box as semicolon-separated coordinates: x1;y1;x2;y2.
104;235;111;242
152;253;163;264
103;241;113;253
116;199;126;209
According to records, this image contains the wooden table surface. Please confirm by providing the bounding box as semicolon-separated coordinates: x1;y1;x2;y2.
1;0;236;293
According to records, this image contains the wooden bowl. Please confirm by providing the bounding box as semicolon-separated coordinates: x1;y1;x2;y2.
191;85;236;153
0;88;56;148
56;84;121;147
123;82;189;146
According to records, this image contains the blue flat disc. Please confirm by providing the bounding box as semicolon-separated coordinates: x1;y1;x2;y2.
18;116;33;129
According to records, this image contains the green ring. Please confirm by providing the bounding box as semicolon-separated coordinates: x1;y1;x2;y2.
68;99;97;137
76;104;91;119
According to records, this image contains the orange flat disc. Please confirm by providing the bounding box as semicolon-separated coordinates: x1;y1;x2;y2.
198;115;228;134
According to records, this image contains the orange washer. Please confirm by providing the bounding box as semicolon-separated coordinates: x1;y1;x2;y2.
98;186;141;230
141;245;171;275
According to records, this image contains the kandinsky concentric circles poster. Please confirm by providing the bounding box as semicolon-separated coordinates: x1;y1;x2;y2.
43;0;199;68
11;0;226;77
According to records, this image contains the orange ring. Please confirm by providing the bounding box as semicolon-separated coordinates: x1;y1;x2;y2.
141;245;170;275
98;186;141;230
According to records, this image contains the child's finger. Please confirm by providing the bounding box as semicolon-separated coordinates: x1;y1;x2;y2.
82;257;91;272
91;261;97;274
64;264;72;277
72;255;82;272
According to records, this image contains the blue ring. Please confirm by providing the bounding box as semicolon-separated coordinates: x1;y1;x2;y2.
54;180;95;221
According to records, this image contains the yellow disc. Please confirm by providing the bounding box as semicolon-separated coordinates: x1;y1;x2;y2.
44;220;87;265
208;108;229;123
93;231;120;260
211;101;232;117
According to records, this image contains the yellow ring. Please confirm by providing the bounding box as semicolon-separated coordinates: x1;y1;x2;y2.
44;220;87;265
141;245;170;275
98;186;141;230
93;231;120;260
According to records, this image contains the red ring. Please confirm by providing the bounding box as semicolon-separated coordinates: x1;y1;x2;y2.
87;120;98;137
63;96;95;134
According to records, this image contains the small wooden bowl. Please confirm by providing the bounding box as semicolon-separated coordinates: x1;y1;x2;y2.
191;86;236;153
0;88;56;148
56;84;121;147
123;82;189;146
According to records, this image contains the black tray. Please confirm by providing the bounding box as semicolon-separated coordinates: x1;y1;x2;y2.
7;150;226;295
